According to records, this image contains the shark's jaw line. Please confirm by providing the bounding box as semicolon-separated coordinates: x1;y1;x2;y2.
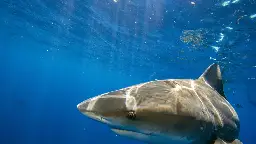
111;128;194;144
82;110;194;143
81;111;111;125
111;128;149;139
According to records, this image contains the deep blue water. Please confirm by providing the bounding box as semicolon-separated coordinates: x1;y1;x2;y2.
1;0;256;143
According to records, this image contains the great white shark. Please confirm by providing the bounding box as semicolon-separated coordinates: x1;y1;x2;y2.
77;63;242;144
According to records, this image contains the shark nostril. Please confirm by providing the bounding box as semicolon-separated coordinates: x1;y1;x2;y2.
126;111;136;120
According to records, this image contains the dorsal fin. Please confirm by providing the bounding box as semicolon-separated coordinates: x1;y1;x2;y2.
198;63;226;99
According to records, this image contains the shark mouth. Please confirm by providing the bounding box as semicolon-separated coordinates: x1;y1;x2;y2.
111;127;153;136
111;128;155;142
110;128;194;143
81;112;112;125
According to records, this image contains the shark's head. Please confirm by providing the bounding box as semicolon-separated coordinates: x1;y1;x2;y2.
77;89;134;127
77;88;147;131
77;85;203;143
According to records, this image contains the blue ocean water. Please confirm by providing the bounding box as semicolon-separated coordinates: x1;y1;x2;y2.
1;0;256;143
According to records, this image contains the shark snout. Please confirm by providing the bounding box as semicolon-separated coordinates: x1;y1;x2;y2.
77;96;109;123
77;100;90;113
77;95;102;113
77;94;130;121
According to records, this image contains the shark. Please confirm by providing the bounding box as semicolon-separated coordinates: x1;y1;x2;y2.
77;63;242;144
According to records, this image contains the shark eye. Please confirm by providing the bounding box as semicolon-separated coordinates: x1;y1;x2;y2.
126;111;136;120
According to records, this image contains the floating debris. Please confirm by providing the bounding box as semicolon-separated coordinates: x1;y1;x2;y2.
232;0;240;3
226;27;233;30
191;1;196;5
180;29;207;48
250;14;256;19
237;15;247;24
211;46;220;52
222;0;239;6
180;28;219;50
210;57;217;61
222;0;231;6
216;33;224;43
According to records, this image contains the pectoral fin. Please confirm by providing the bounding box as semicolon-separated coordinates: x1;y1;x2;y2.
191;135;243;144
212;138;243;144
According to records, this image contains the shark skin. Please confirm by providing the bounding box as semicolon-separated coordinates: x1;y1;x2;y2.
77;63;242;144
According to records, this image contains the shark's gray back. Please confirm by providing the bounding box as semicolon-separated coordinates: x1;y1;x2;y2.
121;79;239;142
